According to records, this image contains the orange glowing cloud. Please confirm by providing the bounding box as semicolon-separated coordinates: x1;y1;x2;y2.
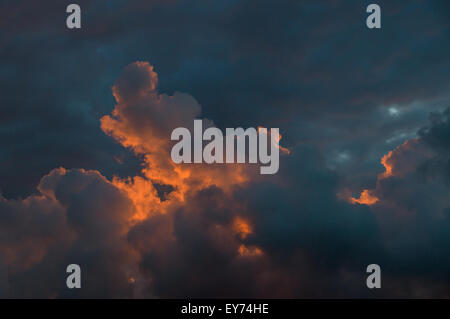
348;147;394;206
100;61;289;220
348;138;428;206
233;216;252;239
100;62;255;220
350;189;379;205
380;150;393;179
258;126;291;155
238;244;263;257
232;217;264;256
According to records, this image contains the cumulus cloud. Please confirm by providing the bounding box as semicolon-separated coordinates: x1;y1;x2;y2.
100;61;259;220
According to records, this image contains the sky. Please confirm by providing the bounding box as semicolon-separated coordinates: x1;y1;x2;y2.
0;0;449;298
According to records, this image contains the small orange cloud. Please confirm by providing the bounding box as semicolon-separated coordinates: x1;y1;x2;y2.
238;244;263;257
350;189;379;205
233;217;252;239
349;139;417;205
258;126;291;155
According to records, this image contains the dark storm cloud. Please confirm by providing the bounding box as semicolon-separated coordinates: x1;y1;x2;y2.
0;0;450;298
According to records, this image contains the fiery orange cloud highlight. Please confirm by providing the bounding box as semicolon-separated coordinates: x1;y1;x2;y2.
380;150;394;179
258;126;291;155
100;62;257;220
111;175;167;221
348;139;417;206
350;189;379;205
232;217;264;256
100;62;292;221
238;245;263;257
348;147;395;205
233;216;252;239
